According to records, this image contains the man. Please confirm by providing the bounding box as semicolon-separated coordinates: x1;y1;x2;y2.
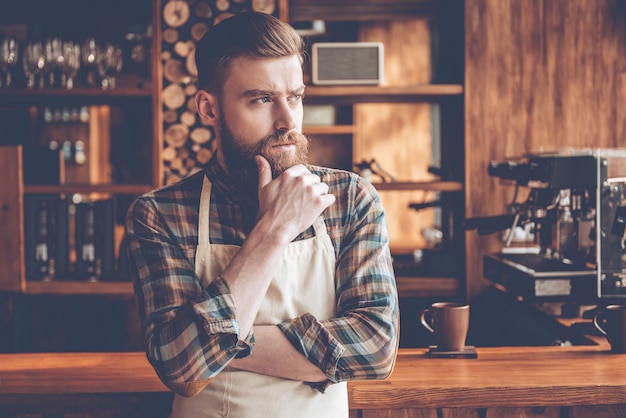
126;11;398;417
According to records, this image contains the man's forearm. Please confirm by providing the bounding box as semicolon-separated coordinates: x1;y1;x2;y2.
229;325;327;382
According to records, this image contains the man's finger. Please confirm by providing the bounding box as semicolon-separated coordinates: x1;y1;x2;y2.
255;155;272;191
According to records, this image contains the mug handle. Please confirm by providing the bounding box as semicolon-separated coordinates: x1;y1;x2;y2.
420;308;435;333
593;311;609;338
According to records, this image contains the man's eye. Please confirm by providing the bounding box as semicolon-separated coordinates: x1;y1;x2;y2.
254;96;272;104
289;94;304;103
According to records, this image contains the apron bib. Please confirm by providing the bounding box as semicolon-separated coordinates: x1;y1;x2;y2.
171;176;348;418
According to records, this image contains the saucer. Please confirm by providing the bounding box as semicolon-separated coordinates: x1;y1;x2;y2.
426;345;478;359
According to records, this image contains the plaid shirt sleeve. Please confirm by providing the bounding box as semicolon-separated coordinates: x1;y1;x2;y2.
125;182;253;397
278;171;399;388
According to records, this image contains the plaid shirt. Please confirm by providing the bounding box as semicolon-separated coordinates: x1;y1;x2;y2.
126;156;399;395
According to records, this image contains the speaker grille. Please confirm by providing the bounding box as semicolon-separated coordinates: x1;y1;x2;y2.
313;43;383;85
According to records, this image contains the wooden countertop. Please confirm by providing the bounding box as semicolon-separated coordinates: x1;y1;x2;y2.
2;343;626;410
0;352;168;395
350;345;626;409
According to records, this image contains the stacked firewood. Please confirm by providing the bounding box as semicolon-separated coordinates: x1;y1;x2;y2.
161;0;277;184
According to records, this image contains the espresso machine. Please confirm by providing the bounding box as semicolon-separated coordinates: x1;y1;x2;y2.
466;149;626;306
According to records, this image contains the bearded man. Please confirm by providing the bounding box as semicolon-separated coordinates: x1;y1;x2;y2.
126;11;398;418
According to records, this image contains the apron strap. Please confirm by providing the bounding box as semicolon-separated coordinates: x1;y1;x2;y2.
198;174;212;245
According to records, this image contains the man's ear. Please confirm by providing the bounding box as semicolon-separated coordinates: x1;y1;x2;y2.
195;90;218;125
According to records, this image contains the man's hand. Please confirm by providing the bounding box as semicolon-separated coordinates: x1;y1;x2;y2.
219;156;335;338
255;155;335;243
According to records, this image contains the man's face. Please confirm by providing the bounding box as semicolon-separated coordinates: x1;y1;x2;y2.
216;55;309;180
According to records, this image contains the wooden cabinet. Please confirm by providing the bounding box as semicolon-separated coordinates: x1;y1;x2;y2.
0;0;161;352
0;0;160;297
153;0;465;299
284;0;466;299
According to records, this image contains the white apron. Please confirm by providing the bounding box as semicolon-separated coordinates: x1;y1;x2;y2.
171;176;348;418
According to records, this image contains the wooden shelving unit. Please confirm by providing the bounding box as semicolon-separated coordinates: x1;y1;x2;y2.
288;0;466;299
0;0;160;300
0;0;159;353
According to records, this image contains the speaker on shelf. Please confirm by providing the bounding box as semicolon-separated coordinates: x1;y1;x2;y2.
312;42;384;86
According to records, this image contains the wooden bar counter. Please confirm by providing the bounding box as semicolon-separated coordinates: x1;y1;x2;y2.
1;344;626;417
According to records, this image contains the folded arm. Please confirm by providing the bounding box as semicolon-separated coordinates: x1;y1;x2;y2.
126;195;252;397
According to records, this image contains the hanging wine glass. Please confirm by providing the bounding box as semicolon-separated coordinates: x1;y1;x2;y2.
22;40;46;89
0;37;19;88
97;43;122;89
81;37;99;87
125;32;150;88
61;40;81;89
44;37;64;88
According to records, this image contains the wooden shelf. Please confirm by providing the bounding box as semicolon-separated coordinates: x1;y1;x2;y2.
288;0;441;22
304;84;463;104
395;276;462;298
372;180;463;192
23;184;154;195
25;280;134;296
0;88;153;106
0;88;152;98
304;125;355;135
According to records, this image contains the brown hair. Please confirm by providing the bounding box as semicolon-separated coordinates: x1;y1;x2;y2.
195;12;306;94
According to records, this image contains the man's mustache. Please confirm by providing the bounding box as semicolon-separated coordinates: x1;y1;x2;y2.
251;131;307;155
265;131;305;145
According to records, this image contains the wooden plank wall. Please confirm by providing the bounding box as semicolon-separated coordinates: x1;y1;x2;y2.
464;0;626;300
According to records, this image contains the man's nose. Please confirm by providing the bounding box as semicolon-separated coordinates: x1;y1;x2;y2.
273;100;297;132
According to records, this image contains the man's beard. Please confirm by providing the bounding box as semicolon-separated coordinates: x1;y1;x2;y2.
219;112;309;184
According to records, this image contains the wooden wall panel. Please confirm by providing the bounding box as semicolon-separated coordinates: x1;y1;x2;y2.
355;19;435;250
464;0;626;300
0;146;25;292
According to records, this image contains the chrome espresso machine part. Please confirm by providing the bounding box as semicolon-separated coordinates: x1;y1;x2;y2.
466;149;626;304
